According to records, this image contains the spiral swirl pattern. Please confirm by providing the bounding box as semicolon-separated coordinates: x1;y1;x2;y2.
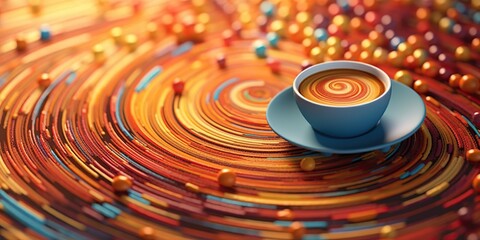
299;69;385;106
0;0;479;240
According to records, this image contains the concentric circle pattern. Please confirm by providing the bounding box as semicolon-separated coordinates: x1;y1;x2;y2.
0;0;479;239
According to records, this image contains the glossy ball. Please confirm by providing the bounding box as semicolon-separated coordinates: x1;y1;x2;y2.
368;31;386;46
412;49;428;66
394;70;413;87
466;149;480;162
217;169;236;187
216;54;226;69
459;74;480;93
421;61;440;77
455;46;471;61
110;27;123;44
449;74;462;88
172;78;185;94
380;225;396;238
112;175;133;192
372;47;388;64
473;174;480;192
472;38;480;53
413;80;429;94
300;157;316;171
310;47;324;63
139;226;155;240
277;209;294;220
125;34;138;52
267;32;280;48
15;35;27;52
253;40;267;58
289;221;305;240
267;58;281;73
301;60;313;70
38;73;51;88
388;51;404;67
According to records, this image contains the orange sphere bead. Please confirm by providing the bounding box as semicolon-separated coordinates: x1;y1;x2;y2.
421;61;440;77
459;74;480;93
394;70;413;86
38;73;51;88
369;31;386;46
472;38;480;53
466;149;480;162
373;48;388;64
277;209;294;220
300;157;316;171
289;221;306;240
413;80;429;94
217;169;236;187
473;174;480;192
112;175;133;192
455;46;471;61
388;51;404;67
412;49;428;66
449;74;462;88
139;226;155;240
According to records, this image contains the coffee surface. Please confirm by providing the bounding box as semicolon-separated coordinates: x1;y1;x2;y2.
299;69;385;106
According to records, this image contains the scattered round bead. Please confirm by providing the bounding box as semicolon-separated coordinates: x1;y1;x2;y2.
314;28;328;42
172;78;185;94
473;112;480;128
466;149;480;162
394;70;413;87
455;46;471;61
217;169;236;187
40;25;51;41
473;174;480;192
388;51;404;67
138;226;155;240
459;74;479;94
266;32;279;48
125;34;138;52
421;61;440;77
301;60;313;70
112;175;133;192
267;58;281;74
300;157;315;171
413;80;429;94
110;27;123;44
380;225;396;238
216;54;226;69
457;207;472;225
449;74;462;88
277;209;294;220
253;40;267;58
472;38;480;53
289;221;305;240
15;35;27;52
38;73;51;88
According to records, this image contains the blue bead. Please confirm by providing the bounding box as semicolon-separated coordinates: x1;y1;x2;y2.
336;0;349;11
266;32;279;47
474;12;480;24
389;36;404;50
454;2;467;14
40;25;51;41
260;1;275;17
254;42;267;58
314;28;328;42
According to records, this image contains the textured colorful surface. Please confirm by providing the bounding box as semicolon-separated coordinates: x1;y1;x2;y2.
0;0;479;239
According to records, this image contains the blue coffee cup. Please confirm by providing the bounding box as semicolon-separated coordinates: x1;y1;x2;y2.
293;61;392;138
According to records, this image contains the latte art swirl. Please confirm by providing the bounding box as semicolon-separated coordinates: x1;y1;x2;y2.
299;69;385;106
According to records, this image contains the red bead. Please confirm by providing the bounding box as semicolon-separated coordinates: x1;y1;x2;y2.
172;78;185;94
473;112;480;128
267;58;281;74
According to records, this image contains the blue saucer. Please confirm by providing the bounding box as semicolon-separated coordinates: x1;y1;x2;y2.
266;81;426;154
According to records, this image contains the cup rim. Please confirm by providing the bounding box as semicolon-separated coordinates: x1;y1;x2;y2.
293;60;391;108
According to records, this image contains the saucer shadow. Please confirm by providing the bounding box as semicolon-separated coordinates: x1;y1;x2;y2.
312;123;387;151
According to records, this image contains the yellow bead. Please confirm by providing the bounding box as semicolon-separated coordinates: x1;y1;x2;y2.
327;46;343;60
369;31;385;46
125;34;138;52
388;51;404;67
359;50;372;63
326;36;341;48
412;49;428;66
303;26;314;39
300;157;315;171
397;42;413;56
296;11;310;26
146;22;159;40
394;70;413;87
110;27;123;44
92;44;105;63
373;47;388;64
332;14;350;32
361;39;376;52
455;46;471;61
270;20;286;37
310;47;325;63
380;225;396;238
